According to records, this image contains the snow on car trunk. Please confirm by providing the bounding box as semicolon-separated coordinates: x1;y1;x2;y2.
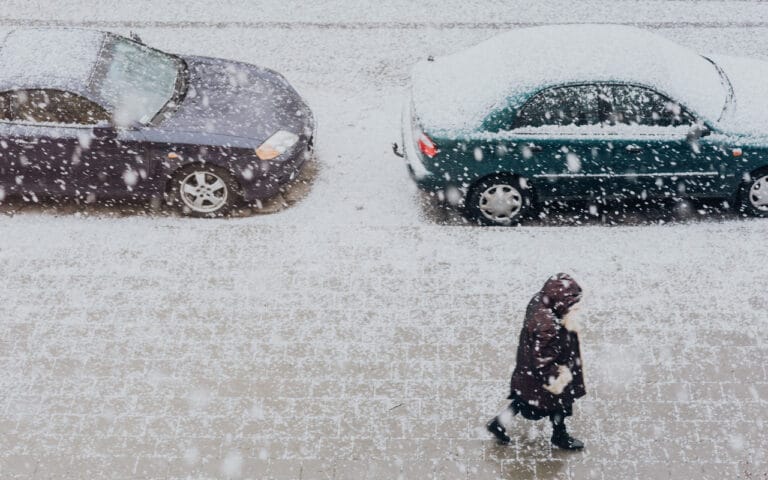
411;24;728;134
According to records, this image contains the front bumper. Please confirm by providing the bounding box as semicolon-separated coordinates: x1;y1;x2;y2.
238;131;315;202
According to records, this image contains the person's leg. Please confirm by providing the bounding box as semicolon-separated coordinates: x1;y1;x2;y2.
549;412;584;450
486;402;518;443
497;401;519;426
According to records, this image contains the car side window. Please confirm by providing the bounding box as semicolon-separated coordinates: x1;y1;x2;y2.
513;85;600;129
604;85;695;127
4;89;110;125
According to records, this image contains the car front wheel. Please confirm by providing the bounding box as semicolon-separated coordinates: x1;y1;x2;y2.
170;166;240;217
739;170;768;217
465;175;532;226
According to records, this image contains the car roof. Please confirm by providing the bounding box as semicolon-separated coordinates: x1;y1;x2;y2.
411;24;727;133
0;27;108;100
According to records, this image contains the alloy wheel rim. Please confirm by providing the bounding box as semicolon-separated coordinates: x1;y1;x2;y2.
749;175;768;212
478;183;523;224
180;171;228;213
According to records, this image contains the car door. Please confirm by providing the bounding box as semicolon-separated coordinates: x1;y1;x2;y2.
25;90;146;199
2;88;150;200
600;84;724;199
0;90;87;197
0;89;114;198
0;91;19;196
506;84;612;200
74;122;152;200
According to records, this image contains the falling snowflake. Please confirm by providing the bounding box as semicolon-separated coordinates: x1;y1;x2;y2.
566;152;582;173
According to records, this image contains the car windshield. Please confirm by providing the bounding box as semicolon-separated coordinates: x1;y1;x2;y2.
701;55;734;122
94;37;182;126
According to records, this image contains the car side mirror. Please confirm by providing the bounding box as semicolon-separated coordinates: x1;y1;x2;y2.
93;122;118;140
687;123;711;141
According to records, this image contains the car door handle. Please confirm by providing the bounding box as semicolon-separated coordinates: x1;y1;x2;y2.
625;144;643;153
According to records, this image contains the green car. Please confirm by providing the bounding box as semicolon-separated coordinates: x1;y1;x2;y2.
397;24;768;225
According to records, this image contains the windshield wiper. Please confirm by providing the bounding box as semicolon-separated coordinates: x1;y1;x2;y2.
702;55;734;122
172;57;189;106
150;57;189;125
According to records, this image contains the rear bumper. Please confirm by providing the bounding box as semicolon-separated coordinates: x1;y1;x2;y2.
398;96;467;204
400;98;432;183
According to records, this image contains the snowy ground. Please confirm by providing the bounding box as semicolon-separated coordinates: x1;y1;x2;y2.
2;2;768;479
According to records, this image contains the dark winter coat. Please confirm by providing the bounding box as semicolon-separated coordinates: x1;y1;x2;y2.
509;273;586;413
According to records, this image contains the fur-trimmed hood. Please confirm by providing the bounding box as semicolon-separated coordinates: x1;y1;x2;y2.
541;273;582;318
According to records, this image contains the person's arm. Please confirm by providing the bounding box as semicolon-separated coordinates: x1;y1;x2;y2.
533;313;572;395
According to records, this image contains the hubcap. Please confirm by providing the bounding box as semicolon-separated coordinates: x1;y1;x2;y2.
749;175;768;211
180;171;228;213
478;183;523;224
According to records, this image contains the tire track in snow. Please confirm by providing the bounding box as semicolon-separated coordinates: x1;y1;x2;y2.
3;18;768;30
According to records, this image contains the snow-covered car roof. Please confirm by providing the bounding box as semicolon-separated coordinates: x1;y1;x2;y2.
0;28;107;99
411;24;728;134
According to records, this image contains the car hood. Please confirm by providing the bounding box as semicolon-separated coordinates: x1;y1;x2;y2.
155;55;313;147
713;54;768;138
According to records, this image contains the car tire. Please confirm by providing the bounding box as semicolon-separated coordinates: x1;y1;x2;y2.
169;165;241;218
738;169;768;218
465;174;532;226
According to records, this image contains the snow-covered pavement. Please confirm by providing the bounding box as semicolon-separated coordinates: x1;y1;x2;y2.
2;2;768;479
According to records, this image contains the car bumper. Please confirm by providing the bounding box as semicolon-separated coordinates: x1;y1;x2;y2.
399;100;469;203
400;99;433;183
238;132;315;202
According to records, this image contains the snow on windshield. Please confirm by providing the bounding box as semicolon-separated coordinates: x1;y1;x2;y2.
96;37;179;126
710;54;768;135
412;25;727;134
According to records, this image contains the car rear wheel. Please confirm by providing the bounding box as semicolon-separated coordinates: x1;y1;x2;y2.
170;166;240;217
465;175;531;226
739;170;768;217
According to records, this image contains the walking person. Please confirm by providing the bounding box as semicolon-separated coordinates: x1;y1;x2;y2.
487;273;586;450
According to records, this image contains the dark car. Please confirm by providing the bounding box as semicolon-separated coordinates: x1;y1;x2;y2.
0;28;314;216
399;25;768;225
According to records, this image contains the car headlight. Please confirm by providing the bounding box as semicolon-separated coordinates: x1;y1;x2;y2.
255;130;299;160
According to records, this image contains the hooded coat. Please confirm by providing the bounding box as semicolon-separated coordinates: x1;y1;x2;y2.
509;273;586;414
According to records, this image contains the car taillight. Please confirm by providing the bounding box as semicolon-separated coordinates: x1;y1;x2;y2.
417;133;439;158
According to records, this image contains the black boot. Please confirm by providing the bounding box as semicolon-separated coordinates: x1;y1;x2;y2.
550;416;584;450
486;417;511;444
551;430;584;450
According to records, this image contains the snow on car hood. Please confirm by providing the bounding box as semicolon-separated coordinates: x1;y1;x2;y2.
157;56;312;145
411;24;727;134
711;54;768;137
